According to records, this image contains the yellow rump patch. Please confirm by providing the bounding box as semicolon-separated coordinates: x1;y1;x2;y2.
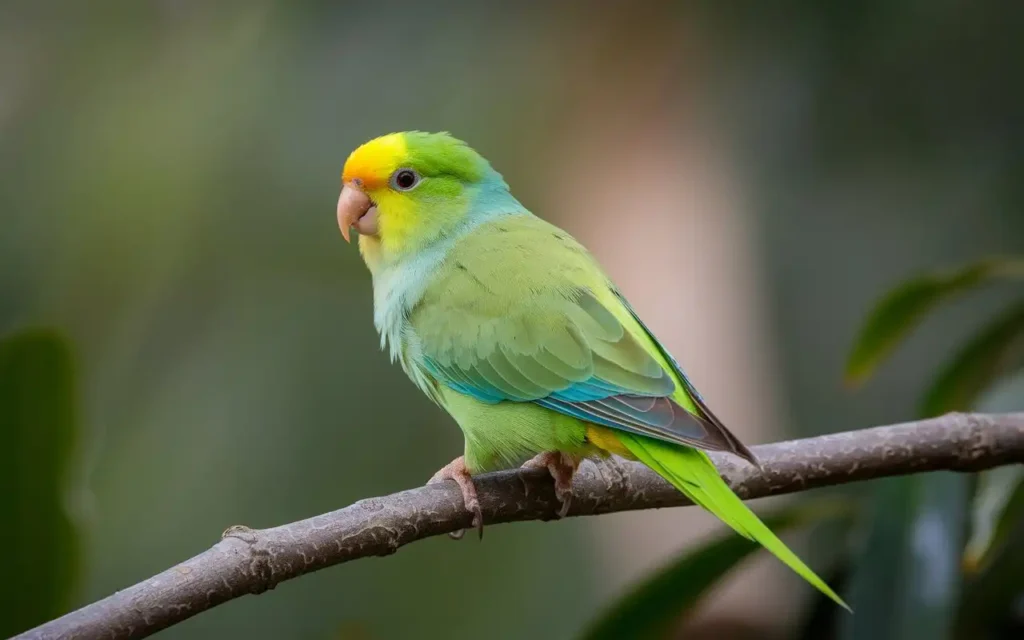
586;425;637;460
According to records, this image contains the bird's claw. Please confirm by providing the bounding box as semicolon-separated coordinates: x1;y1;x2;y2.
522;452;578;518
428;456;484;540
459;491;484;540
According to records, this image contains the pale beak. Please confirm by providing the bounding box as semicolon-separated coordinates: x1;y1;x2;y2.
336;183;379;243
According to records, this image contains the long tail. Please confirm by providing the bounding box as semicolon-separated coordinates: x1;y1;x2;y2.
617;432;850;610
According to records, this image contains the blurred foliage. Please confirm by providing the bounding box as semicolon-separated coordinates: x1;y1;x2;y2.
580;500;854;640
921;301;1024;417
3;1;1024;638
956;373;1024;639
578;257;1024;638
839;259;1022;639
844;259;1024;388
0;329;79;637
840;472;970;640
839;257;1024;637
964;464;1024;574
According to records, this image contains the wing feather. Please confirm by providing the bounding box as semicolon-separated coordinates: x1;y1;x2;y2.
410;214;756;463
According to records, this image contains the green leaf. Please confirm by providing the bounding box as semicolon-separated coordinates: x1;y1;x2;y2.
840;473;971;640
957;500;1024;637
963;465;1024;574
845;258;1024;386
962;371;1024;573
920;300;1024;417
955;372;1024;635
578;500;853;640
0;329;80;637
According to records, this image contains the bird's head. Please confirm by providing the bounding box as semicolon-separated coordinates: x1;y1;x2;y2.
337;131;517;266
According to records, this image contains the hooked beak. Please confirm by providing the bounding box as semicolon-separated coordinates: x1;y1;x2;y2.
336;183;379;243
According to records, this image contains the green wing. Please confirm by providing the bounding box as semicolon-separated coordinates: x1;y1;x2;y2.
410;214;755;462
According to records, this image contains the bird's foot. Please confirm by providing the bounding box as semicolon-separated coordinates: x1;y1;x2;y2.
428;456;483;540
522;452;578;518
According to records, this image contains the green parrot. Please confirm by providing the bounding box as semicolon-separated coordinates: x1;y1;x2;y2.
337;131;846;608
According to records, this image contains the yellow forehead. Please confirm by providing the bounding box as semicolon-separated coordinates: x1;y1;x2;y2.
342;133;408;189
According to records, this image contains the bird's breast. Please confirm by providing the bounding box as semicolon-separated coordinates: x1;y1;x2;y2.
371;237;457;361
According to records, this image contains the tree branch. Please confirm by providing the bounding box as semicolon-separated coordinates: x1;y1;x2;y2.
17;412;1024;640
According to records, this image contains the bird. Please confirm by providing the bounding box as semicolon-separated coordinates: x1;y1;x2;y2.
336;130;846;608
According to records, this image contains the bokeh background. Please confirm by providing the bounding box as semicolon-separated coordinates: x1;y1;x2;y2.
2;1;1023;638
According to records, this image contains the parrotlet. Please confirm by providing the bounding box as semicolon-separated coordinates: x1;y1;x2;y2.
336;131;846;608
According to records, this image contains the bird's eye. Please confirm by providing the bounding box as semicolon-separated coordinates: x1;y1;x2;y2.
391;168;420;191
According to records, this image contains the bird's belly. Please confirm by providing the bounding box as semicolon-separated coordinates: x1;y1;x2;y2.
438;387;594;473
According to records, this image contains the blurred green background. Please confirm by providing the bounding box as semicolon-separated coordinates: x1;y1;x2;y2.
2;1;1022;638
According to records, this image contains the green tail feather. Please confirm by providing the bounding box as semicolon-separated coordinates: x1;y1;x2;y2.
619;433;850;611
